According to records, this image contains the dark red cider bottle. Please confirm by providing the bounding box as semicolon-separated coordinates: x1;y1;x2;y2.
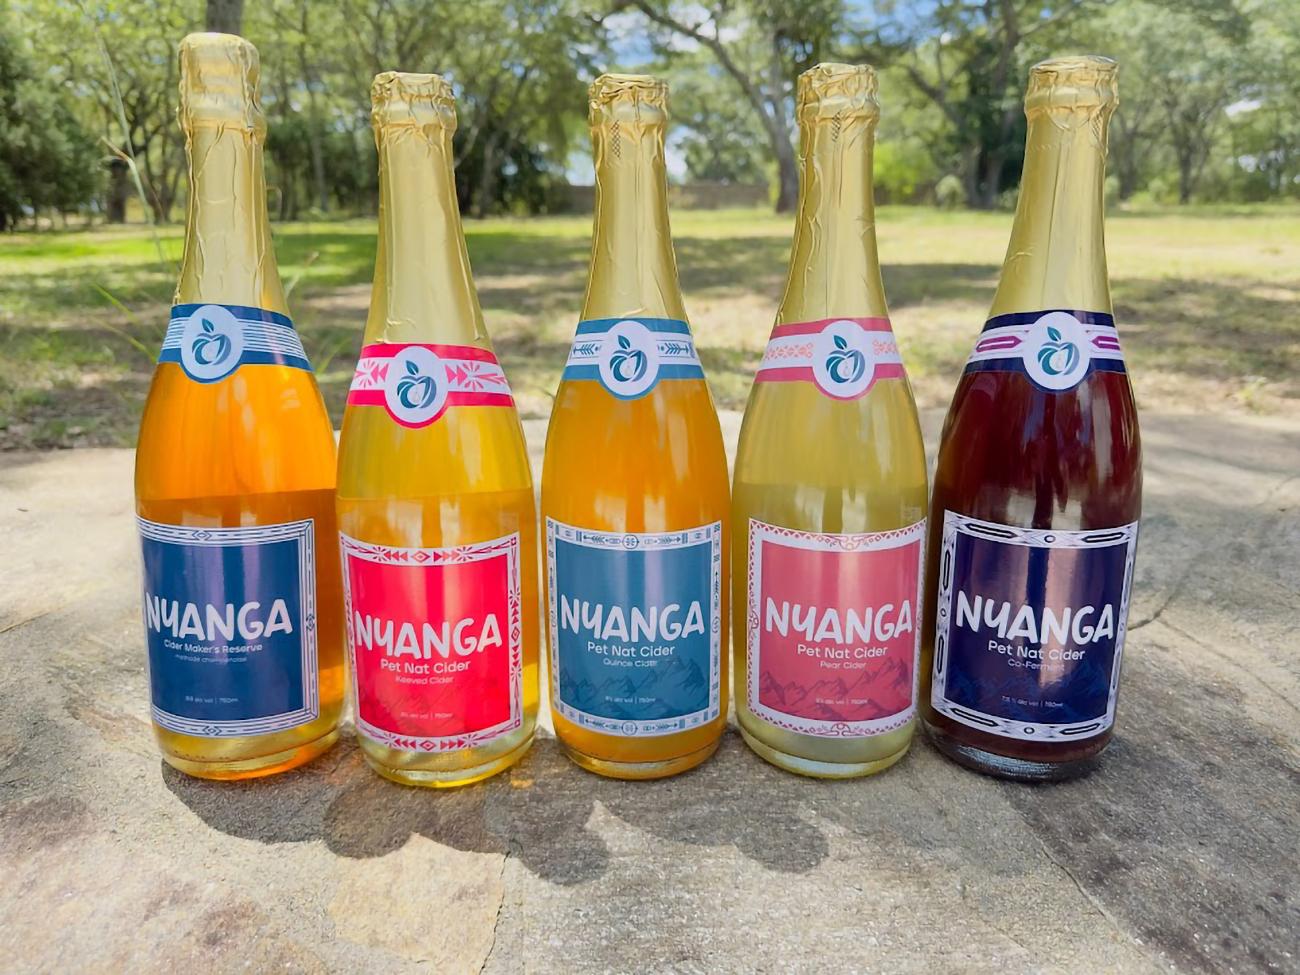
920;56;1142;781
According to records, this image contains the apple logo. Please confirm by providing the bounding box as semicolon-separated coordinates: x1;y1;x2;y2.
396;359;437;410
190;318;232;366
178;304;245;382
1036;326;1080;377
597;320;660;399
826;334;866;384
610;334;648;383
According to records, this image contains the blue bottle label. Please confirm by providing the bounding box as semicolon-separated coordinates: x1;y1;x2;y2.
561;318;704;400
159;303;313;383
138;517;320;737
930;511;1138;741
546;518;723;736
963;310;1126;392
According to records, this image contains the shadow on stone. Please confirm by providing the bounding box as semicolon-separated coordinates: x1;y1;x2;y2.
162;728;832;886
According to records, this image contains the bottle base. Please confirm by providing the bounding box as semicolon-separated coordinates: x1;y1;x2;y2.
360;731;536;788
925;726;1105;782
560;736;721;780
161;726;340;781
739;726;910;778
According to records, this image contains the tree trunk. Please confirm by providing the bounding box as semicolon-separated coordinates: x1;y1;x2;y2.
773;136;798;213
106;158;129;223
476;133;499;219
206;0;244;35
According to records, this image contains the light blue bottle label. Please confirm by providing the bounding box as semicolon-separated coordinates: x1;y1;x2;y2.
546;518;723;736
159;303;313;383
138;517;320;737
560;317;704;400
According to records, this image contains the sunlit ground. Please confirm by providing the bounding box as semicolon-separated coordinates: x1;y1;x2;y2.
1;204;1298;449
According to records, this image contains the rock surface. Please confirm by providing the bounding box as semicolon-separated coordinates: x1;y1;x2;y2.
0;409;1296;974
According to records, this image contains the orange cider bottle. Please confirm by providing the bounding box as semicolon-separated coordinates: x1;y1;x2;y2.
336;73;539;787
134;33;342;779
541;74;730;779
732;64;928;778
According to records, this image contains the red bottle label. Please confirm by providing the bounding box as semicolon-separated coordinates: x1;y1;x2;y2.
347;343;515;428
341;532;524;751
745;519;925;737
754;317;907;400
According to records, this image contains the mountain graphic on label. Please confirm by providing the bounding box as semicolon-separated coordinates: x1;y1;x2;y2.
396;359;438;410
610;334;648;383
826;334;866;384
191;319;232;366
1037;326;1080;377
760;657;911;720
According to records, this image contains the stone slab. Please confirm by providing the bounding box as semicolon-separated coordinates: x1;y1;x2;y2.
0;409;1296;974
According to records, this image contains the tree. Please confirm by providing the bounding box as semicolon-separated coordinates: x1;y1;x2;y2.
613;0;844;212
20;0;199;223
0;11;101;230
850;0;1090;209
206;0;244;35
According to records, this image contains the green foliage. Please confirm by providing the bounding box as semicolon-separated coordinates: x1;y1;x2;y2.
0;10;101;230
934;174;964;209
874;140;939;204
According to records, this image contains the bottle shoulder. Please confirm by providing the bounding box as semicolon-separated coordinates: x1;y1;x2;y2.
933;371;1142;530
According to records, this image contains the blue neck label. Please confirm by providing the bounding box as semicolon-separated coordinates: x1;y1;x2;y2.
561;317;704;400
138;517;320;737
546;518;723;736
160;303;313;383
930;511;1138;742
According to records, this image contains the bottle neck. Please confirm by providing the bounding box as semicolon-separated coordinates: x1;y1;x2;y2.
581;122;685;321
988;108;1112;318
777;115;888;324
175;121;286;314
366;121;485;346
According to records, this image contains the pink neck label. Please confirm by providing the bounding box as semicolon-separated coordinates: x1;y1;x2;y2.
755;317;906;400
746;518;925;738
348;342;514;427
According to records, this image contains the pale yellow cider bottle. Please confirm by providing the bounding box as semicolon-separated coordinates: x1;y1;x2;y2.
541;75;730;779
135;33;343;779
336;73;539;787
732;63;928;778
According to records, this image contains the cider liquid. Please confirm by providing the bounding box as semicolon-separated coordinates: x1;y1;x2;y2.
136;362;344;779
919;368;1141;779
732;379;927;776
542;378;730;778
336;403;539;786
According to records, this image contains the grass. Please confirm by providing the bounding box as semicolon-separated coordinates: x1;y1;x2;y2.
1;204;1298;449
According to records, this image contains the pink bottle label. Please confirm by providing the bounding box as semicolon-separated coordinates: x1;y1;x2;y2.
341;532;524;752
347;343;515;428
746;518;925;737
754;317;907;400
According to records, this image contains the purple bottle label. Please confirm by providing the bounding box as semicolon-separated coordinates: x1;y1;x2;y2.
930;511;1138;742
138;517;320;737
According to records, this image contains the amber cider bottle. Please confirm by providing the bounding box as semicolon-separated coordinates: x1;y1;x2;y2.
135;34;342;779
541;75;730;779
